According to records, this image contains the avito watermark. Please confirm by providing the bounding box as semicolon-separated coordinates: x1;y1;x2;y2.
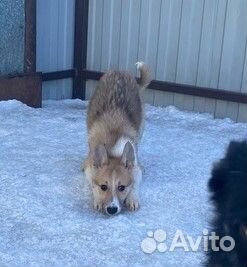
141;229;235;254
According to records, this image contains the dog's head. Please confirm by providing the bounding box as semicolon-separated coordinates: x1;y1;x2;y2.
90;142;135;215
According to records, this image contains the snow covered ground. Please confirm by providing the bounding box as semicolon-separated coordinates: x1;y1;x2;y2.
0;99;246;267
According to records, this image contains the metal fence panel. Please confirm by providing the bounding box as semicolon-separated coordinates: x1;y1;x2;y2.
86;0;247;121
36;0;75;100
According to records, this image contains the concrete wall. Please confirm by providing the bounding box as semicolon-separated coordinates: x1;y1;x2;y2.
0;0;25;75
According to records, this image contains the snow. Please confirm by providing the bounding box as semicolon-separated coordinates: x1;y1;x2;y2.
0;99;246;267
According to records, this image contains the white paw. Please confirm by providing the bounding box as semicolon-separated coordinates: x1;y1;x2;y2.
94;200;104;212
125;196;140;211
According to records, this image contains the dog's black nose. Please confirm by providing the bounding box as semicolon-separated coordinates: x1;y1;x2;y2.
107;206;118;215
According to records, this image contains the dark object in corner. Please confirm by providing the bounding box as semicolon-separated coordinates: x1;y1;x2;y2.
206;140;247;267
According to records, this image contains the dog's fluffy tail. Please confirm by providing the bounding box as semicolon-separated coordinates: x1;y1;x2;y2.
136;61;151;89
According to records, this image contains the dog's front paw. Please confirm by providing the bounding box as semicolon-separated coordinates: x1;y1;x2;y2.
125;196;140;211
94;200;104;212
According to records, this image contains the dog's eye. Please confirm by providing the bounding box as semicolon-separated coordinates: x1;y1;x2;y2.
100;185;108;191
118;185;125;192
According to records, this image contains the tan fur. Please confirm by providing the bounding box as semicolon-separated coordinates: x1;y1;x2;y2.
136;61;151;88
85;158;134;211
84;62;150;215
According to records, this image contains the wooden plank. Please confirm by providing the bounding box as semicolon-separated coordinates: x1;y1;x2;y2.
48;0;59;100
87;0;103;70
137;0;151;64
183;95;194;111
156;0;183;82
42;80;72;100
173;93;185;110
215;100;228;119
195;0;219;113
193;96;206;113
119;0;141;73
238;104;247;122
154;91;174;107
37;0;75;100
147;0;162;77
108;0;122;68
197;0;217;87
174;0;204;110
137;0;162;79
215;100;239;121
241;38;247;93
209;0;228;88
215;99;239;121
57;0;75;99
207;0;227;117
154;0;182;106
100;0;121;70
218;0;247;91
85;80;98;100
87;0;95;69
238;33;247;122
175;0;205;83
204;98;216;115
143;88;155;105
100;0;112;70
0;73;42;108
118;0;131;70
42;80;57;100
225;102;239;121
210;0;227;119
216;0;247;121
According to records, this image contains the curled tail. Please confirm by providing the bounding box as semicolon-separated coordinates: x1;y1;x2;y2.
136;61;151;89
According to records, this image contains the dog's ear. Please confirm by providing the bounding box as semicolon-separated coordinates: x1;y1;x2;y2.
92;144;108;168
121;142;135;169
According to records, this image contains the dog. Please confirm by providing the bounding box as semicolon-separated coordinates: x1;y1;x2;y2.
83;62;151;215
206;140;247;267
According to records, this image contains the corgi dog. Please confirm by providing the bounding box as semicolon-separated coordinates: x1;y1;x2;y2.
84;62;150;215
